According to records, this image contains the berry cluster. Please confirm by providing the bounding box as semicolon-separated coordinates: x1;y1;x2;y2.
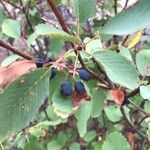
60;69;91;97
35;58;91;97
60;81;86;97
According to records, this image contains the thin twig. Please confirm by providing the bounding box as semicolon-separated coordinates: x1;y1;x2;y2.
20;0;44;56
0;39;33;60
120;106;133;127
38;0;50;53
126;88;139;98
20;0;34;32
3;0;21;9
47;0;70;33
114;0;117;15
73;51;79;77
0;0;12;18
120;106;148;139
122;35;130;46
128;98;149;116
47;0;108;85
140;138;146;150
123;0;129;9
43;109;50;121
138;115;150;126
77;51;108;84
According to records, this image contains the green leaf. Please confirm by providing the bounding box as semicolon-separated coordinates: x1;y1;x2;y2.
93;142;103;150
24;137;43;150
16;135;26;149
1;54;20;67
47;132;68;150
93;51;139;90
75;101;92;137
35;119;62;127
119;46;132;62
102;131;130;150
144;101;150;113
73;0;96;23
140;85;150;100
27;32;38;46
50;70;73;115
104;105;122;122
52;85;73;114
49;39;64;53
2;19;21;38
49;70;68;99
28;126;46;138
27;24;78;47
69;142;80;150
0;69;49;141
84;37;103;54
46;105;61;121
83;130;96;142
0;9;5;24
130;94;143;106
55;0;61;5
91;88;106;118
57;132;67;145
47;140;62;150
102;0;150;35
136;50;150;76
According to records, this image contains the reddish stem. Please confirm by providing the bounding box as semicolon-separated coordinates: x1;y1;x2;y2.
0;39;33;60
47;0;70;33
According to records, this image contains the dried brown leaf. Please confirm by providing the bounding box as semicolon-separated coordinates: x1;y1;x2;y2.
0;60;36;88
72;90;90;107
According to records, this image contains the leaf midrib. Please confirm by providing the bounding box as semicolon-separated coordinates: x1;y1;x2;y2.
2;69;49;116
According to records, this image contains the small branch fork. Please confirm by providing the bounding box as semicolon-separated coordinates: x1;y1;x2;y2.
0;0;110;86
120;106;148;140
47;0;108;85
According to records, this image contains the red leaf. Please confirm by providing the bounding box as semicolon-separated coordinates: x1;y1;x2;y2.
72;90;90;107
110;88;125;105
126;132;135;150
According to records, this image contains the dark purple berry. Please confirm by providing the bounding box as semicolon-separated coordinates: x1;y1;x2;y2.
79;69;91;81
50;67;57;79
35;56;44;68
61;81;72;96
75;82;86;95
